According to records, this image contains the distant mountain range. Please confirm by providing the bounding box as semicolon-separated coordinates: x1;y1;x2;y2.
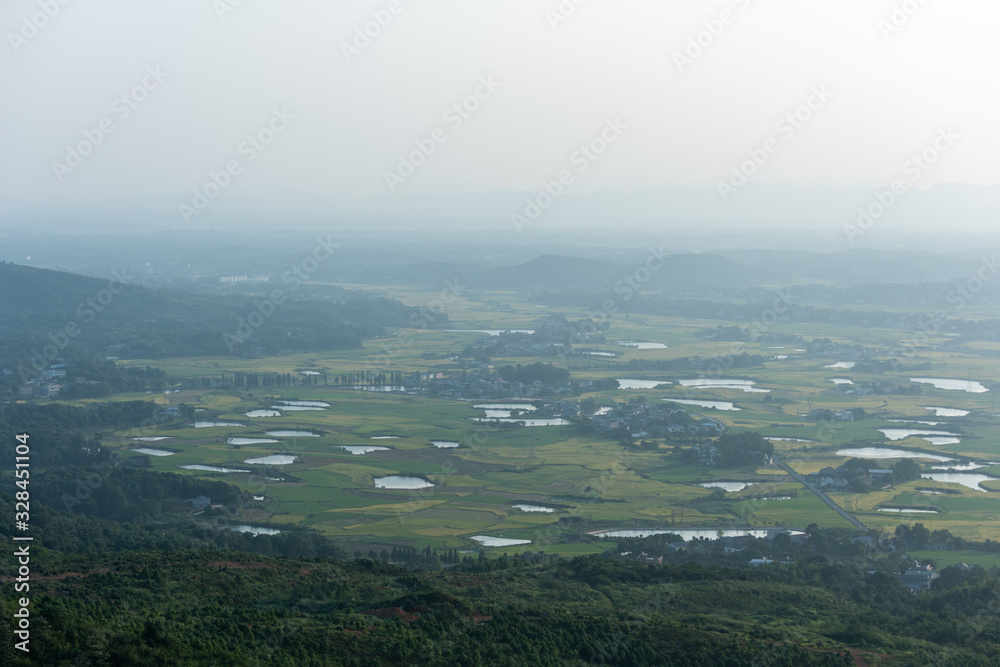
2;183;999;232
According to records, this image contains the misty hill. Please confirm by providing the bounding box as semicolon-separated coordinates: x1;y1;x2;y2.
0;262;441;369
464;253;764;292
639;253;766;290
470;255;621;290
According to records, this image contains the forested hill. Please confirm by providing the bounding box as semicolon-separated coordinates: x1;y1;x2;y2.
0;262;445;363
465;253;765;291
4;539;1000;665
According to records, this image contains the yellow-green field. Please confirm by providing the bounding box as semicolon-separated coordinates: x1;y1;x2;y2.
84;286;1000;555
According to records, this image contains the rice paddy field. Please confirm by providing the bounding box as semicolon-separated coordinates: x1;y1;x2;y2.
95;286;1000;560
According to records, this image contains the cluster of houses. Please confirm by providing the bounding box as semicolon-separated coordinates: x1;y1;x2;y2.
896;561;940;593
219;275;270;286
586;399;725;439
424;365;577;401
833;382;923;397
805;407;867;422
463;335;570;359
458;316;609;360
623;532;806;566
14;363;66;398
807;466;894;492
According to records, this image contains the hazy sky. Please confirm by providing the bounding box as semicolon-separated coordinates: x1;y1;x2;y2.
2;0;998;202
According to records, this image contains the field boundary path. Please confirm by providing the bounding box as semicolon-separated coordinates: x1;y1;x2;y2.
776;459;869;532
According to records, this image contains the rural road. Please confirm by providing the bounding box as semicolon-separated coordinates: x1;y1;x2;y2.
776;459;869;532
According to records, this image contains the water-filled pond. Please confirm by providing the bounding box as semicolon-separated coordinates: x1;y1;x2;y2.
911;378;988;393
132;448;174;457
470;535;532;547
180;464;250;473
224;524;282;535
835;448;954;462
921;472;997;492
474;403;538;410
932;462;994;471
591;528;802;540
767;437;817;443
471;417;571;426
677;379;768;393
374;475;434;489
243;455;297;465
698;482;749;492
663;399;739;411
879;429;960;441
446;329;534;336
616;379;670;389
338;446;390;455
512;504;555;513
617;341;668;349
924;406;970;417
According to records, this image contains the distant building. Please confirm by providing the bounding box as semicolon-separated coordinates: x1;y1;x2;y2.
636;552;663;565
185;496;211;509
851;536;877;548
898;561;939;593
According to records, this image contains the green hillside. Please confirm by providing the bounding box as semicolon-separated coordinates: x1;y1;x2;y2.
0;262;445;367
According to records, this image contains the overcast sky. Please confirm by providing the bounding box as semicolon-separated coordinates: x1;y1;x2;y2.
2;0;998;203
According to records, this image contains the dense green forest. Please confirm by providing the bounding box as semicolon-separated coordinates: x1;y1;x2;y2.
0;262;448;383
6;524;1000;665
1;402;1000;664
